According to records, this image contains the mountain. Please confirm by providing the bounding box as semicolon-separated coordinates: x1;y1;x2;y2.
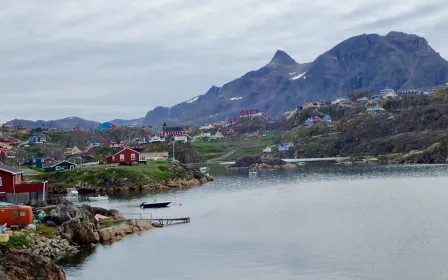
143;31;448;125
108;118;145;127
8;117;100;130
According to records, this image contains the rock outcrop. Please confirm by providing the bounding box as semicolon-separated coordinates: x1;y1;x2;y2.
26;235;80;261
0;245;66;280
98;220;154;243
60;218;100;245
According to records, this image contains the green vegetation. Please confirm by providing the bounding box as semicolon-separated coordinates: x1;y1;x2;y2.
0;234;29;248
37;161;176;191
193;134;281;160
36;224;57;238
99;219;122;229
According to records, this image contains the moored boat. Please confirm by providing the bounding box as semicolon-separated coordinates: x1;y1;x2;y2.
64;188;79;201
140;201;171;208
89;195;109;201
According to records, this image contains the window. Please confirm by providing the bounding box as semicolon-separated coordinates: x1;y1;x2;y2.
120;154;125;161
12;211;18;217
20;212;26;217
56;166;62;171
140;154;146;161
131;154;136;160
0;177;2;187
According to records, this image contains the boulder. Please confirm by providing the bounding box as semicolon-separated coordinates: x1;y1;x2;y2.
61;218;99;245
0;245;66;280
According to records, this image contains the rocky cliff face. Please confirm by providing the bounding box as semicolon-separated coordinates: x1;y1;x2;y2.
142;32;448;125
0;246;66;280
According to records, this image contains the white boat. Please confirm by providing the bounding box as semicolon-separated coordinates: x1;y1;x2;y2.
297;162;305;166
64;189;79;201
249;171;258;175
89;195;109;201
199;167;209;173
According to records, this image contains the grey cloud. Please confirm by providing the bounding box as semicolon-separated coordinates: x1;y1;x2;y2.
0;0;447;122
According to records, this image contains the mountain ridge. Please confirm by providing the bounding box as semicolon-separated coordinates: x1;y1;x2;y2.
7;31;448;129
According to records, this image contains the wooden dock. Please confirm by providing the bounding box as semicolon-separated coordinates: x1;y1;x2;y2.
120;213;190;226
146;217;190;226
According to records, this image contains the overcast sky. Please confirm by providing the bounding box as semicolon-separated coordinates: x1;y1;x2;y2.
1;0;447;122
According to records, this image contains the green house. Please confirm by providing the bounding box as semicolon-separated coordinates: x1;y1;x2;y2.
43;160;77;173
25;158;43;168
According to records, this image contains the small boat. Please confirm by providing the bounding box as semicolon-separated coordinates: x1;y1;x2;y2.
89;195;109;201
199;167;208;173
297;162;305;166
64;188;79;201
140;200;171;208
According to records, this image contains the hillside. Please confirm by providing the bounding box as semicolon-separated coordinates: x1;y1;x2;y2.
142;32;448;126
284;87;448;162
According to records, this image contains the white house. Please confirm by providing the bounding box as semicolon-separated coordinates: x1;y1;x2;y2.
263;146;272;153
172;135;188;142
148;136;165;143
210;131;224;140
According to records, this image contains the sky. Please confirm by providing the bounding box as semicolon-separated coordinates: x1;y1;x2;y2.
1;0;448;123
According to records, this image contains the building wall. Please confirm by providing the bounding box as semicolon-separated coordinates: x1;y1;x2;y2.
0;170;15;193
113;149;141;165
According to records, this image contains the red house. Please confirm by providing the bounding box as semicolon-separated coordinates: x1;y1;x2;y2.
0;164;49;204
106;148;146;165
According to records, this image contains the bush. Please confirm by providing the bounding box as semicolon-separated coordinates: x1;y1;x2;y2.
0;234;29;247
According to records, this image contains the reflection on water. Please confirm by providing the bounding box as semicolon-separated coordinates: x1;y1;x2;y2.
61;164;448;280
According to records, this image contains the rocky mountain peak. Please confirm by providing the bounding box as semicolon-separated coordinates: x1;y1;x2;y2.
267;50;297;67
386;31;431;50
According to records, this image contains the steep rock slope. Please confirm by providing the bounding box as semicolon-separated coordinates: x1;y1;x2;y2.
144;32;448;125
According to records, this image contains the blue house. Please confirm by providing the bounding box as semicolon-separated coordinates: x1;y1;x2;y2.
305;118;314;127
323;115;332;122
278;143;294;152
264;132;271;137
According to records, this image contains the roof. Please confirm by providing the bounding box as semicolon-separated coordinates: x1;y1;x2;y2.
113;147;141;156
166;127;184;132
0;164;24;175
45;160;77;168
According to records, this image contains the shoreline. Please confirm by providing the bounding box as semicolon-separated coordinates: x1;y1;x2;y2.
0;202;164;279
71;176;214;193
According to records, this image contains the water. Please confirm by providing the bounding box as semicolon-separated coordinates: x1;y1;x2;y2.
60;164;448;280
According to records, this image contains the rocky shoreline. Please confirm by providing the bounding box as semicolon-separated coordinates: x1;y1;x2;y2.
75;176;214;192
229;156;296;171
0;202;161;279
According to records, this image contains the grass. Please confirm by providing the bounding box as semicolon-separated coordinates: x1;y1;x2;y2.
0;234;29;248
193;134;280;160
36;224;57;238
37;161;176;191
99;219;122;229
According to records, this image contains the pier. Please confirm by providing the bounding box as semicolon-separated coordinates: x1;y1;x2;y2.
120;213;190;226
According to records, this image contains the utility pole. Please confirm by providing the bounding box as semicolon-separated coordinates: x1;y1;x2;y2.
172;141;175;161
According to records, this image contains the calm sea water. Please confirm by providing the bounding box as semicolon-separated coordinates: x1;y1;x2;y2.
60;164;448;280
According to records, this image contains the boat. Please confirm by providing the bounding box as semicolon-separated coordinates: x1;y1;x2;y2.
249;167;258;175
88;195;109;201
297;162;305;166
140;200;171;208
199;167;209;173
64;188;79;201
